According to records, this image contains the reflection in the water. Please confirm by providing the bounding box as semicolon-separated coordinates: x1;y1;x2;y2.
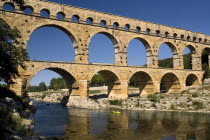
32;103;210;140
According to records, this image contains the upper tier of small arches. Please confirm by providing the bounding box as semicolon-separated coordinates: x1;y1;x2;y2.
1;1;209;44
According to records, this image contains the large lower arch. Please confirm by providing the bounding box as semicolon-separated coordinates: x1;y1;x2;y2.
186;74;199;86
27;67;77;95
129;71;154;96
89;70;120;98
160;72;181;93
88;31;118;64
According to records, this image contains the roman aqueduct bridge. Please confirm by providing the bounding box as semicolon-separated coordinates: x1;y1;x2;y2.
1;0;210;99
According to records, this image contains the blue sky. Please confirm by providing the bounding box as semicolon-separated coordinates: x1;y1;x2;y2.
23;0;210;86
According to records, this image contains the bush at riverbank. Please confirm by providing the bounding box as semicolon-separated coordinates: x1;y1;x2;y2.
0;87;36;139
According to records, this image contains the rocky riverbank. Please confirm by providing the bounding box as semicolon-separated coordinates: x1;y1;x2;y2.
67;86;210;113
28;92;69;105
0;97;35;139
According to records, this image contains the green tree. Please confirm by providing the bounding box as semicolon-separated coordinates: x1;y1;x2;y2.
49;77;66;90
0;0;28;85
90;74;105;87
39;82;47;91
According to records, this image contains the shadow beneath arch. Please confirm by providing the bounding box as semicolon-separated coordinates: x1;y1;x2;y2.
89;94;108;99
128;93;140;97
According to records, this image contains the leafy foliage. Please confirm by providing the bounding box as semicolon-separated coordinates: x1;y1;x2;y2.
0;19;28;83
158;57;173;68
49;77;66;90
39;81;47;91
90;74;105;87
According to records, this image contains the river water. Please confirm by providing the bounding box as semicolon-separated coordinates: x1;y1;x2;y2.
32;102;210;140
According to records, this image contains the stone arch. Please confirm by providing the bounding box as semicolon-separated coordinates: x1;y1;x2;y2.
129;71;155;96
86;17;93;24
56;12;65;20
201;47;210;70
27;66;77;94
40;8;50;17
158;41;179;68
88;31;118;45
88;31;119;64
27;24;77;62
182;45;196;69
127;37;151;66
160;72;181;93
183;45;196;53
158;42;178;53
88;69;120;82
3;2;15;11
127;37;151;51
100;20;107;26
89;70;120;98
71;14;80;22
23;5;34;14
28;24;77;44
185;74;199;86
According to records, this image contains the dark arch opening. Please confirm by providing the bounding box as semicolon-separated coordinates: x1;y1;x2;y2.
183;45;195;69
186;74;199;86
100;20;107;26
124;24;130;30
136;26;141;33
181;34;184;40
40;9;50;18
187;36;191;41
89;32;117;64
86;17;93;24
3;3;15;11
160;73;180;93
146;28;150;35
113;22;119;29
155;30;160;36
28;68;76;104
71;15;80;22
129;71;154;97
173;33;177;38
27;25;75;62
57;12;65;20
127;38;149;66
202;48;210;80
164;32;169;37
158;42;177;68
23;6;33;14
89;70;119;99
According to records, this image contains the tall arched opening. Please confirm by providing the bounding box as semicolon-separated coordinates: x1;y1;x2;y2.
129;71;154;96
27;25;75;62
160;73;180;93
127;38;149;66
88;32;117;64
202;48;210;80
158;42;178;68
89;70;119;99
183;45;196;69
